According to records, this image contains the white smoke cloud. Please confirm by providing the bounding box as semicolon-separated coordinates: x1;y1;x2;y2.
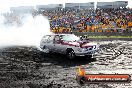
0;14;51;48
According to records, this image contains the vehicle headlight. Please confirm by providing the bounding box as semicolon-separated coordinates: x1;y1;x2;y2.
93;45;96;49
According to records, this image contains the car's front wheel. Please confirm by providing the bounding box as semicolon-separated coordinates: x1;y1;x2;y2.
85;55;92;60
66;49;75;59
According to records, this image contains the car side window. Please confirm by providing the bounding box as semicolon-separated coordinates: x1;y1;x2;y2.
47;35;54;43
54;35;60;44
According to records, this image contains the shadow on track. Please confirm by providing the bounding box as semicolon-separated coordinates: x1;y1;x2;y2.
41;53;96;67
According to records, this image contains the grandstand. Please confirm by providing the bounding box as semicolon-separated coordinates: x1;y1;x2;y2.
65;2;94;10
97;1;128;9
9;1;132;34
36;4;63;11
53;2;131;33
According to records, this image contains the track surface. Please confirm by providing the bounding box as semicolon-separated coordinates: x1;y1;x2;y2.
0;40;132;88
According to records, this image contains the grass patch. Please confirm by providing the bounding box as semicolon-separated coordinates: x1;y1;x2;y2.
82;35;132;38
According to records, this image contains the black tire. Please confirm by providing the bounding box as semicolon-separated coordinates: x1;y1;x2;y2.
85;55;92;60
66;49;75;59
42;46;50;53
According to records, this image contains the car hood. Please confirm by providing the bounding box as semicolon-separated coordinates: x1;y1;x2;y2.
62;40;98;47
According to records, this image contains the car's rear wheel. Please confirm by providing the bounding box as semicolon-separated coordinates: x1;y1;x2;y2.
66;49;75;59
42;45;50;53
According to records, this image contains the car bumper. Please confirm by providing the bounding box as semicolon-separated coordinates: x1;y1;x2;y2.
75;50;98;56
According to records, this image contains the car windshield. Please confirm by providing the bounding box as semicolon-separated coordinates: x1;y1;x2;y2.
62;35;80;42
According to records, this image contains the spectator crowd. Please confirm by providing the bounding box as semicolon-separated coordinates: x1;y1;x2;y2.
41;8;132;33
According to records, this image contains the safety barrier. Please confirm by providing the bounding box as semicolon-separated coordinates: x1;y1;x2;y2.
72;28;132;36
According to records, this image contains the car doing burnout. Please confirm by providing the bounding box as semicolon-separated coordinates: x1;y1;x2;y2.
40;34;99;59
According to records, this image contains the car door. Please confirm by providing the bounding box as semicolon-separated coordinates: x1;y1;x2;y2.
53;35;63;53
58;35;68;53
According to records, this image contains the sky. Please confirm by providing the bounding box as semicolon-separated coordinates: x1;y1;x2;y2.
0;0;131;9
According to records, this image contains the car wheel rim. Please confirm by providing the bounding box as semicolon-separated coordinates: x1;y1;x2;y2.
68;51;74;59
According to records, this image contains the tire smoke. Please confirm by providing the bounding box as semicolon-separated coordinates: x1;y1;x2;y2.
0;13;51;48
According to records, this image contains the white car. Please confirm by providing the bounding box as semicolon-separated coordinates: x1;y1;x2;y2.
40;34;99;59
